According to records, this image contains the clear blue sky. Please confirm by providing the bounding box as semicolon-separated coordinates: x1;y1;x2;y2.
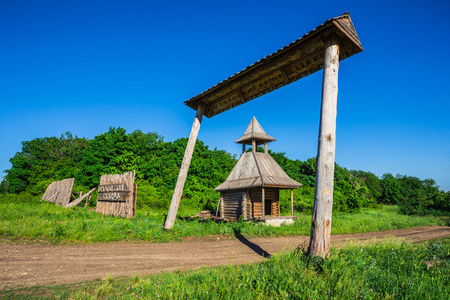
1;0;449;191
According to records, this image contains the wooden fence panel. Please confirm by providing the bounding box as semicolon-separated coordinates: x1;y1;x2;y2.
96;171;136;218
41;178;74;206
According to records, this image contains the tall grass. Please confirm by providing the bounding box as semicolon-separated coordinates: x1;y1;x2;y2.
0;194;447;244
2;238;449;299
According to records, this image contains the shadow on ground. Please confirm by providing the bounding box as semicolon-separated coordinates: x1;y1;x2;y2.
233;228;271;258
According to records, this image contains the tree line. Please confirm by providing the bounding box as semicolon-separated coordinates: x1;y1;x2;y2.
1;127;449;215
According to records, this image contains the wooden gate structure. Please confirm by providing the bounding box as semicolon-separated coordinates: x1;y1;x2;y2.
164;13;363;257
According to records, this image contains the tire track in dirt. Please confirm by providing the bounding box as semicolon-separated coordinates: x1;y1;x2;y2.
1;225;449;287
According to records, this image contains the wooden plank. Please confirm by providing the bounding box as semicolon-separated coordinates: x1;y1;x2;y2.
66;188;96;208
224;205;241;209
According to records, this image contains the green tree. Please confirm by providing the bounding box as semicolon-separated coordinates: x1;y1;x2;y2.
351;170;382;201
4;132;89;194
76;127;163;187
379;173;402;204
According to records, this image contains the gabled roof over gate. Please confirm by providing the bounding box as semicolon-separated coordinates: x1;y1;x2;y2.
185;12;363;118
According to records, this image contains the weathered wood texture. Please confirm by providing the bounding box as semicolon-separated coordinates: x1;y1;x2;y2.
218;194;224;218
41;178;74;206
96;171;136;218
184;13;362;118
220;188;281;220
309;35;339;257
215;152;301;191
235;117;276;145
221;191;245;220
98;183;129;201
66;188;96;208
164;104;205;230
249;188;280;218
242;191;251;220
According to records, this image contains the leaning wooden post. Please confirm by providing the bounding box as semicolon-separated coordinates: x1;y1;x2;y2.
308;34;340;257
164;103;205;230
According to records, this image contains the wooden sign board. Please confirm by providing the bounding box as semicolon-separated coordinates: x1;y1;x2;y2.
96;171;136;218
97;183;129;202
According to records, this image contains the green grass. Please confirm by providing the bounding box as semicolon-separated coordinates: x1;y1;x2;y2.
0;194;447;244
2;238;450;299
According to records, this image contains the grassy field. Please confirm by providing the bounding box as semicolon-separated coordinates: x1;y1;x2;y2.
0;194;448;244
2;238;449;299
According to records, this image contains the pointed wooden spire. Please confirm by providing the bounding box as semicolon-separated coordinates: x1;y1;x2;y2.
235;117;276;145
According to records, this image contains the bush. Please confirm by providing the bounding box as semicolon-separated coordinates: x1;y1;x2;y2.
135;179;171;210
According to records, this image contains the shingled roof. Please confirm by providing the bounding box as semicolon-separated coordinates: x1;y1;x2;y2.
215;152;301;191
235;117;276;145
216;117;301;191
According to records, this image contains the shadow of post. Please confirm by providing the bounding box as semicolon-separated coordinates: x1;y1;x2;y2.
233;228;271;259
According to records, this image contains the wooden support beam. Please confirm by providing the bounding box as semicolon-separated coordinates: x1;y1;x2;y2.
264;142;268;154
309;34;340;257
262;187;265;219
280;67;290;84
164;103;205;230
237;88;245;104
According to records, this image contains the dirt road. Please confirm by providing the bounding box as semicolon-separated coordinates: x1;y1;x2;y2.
1;226;449;287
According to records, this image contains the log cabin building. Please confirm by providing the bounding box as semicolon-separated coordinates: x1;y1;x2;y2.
215;117;301;220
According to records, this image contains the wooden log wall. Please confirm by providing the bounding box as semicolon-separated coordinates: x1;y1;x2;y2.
221;188;281;220
96;171;136;218
221;191;243;220
249;188;280;218
41;178;74;206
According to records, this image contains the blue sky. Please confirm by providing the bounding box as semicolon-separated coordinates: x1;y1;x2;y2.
1;0;449;191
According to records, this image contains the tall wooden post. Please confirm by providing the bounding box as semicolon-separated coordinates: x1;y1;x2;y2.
262;187;265;219
164;103;205;230
309;34;339;257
